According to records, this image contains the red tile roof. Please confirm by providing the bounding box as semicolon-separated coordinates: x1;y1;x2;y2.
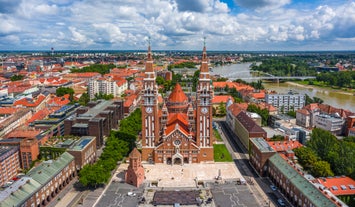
0;107;18;115
13;94;46;107
314;176;355;196
47;94;70;106
268;140;303;152
168;83;188;103
227;103;242;117
212;95;233;104
165;113;190;136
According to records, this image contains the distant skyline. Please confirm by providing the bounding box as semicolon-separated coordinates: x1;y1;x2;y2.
0;0;354;51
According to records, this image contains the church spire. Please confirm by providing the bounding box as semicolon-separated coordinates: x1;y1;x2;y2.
200;37;209;73
145;36;154;72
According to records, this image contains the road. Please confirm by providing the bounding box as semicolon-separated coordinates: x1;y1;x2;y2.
216;120;280;207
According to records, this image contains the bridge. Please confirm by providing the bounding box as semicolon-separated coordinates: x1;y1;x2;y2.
230;76;316;81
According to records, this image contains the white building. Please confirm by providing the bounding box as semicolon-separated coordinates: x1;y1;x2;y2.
88;77;128;99
265;90;305;113
314;114;345;135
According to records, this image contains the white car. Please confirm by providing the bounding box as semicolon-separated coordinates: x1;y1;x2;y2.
127;192;136;196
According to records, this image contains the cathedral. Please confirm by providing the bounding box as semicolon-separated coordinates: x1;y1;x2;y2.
141;42;214;164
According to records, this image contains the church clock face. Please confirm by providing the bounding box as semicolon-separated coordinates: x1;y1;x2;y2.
145;107;152;113
201;107;208;114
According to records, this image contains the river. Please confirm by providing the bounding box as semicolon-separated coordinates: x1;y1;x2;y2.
211;63;355;112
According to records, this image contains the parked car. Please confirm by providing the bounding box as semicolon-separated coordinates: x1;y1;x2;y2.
277;198;286;206
270;185;277;191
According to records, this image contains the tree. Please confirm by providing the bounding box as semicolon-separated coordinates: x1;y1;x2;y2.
294;147;318;170
56;87;74;97
307;128;339;161
79;164;110;188
311;161;334;177
78;93;90;106
10;75;24;81
156;76;165;85
218;102;226;117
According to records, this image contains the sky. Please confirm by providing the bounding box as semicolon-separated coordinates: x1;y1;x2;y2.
0;0;354;51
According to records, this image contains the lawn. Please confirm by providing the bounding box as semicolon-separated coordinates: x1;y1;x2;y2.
213;144;233;162
213;129;223;141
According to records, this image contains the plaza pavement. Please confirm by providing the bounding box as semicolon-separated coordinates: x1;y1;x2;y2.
143;162;243;187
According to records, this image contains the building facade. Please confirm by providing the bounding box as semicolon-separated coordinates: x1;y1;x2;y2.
125;148;145;187
265;91;305;113
67;136;97;170
0;146;20;187
64;100;123;147
314;114;345;135
20;138;39;170
0;152;76;207
141;44;214;164
88;77;128;100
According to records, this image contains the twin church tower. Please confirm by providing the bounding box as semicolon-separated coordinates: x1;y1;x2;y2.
141;42;214;164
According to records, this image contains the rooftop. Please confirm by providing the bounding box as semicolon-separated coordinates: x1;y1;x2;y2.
77;100;114;119
269;154;337;207
69;136;95;151
314;176;355;196
250;138;275;153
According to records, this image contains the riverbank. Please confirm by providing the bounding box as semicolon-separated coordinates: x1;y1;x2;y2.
285;81;354;96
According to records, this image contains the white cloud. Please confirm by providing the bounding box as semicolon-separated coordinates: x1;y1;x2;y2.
69;26;93;44
0;0;353;50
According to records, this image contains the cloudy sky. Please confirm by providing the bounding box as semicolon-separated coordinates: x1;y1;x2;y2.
0;0;354;51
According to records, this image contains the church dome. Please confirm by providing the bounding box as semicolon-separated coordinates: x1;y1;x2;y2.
168;83;188;103
167;83;189;113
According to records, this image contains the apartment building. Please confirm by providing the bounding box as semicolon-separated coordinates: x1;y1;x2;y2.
265;90;305;113
88;77;127;99
0;146;20;187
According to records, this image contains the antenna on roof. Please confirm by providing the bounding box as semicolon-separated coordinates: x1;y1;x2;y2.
203;36;206;47
148;36;151;47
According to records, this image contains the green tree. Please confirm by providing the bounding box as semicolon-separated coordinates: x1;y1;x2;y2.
78;93;90;106
156;76;165;85
56;87;74;101
307;128;339;161
294;147;319;170
218;102;226;117
79;164;110;188
310;160;334;177
10;75;24;81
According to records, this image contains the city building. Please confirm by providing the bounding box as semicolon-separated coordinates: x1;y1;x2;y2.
64;100;123;147
19;138;39;170
125;148;144;187
0;152;76;207
67;136;97;170
312;176;355;204
268;154;340;207
0;146;20;187
249;138;276;176
265;90;305;113
88;77;128;99
141;43;214;164
296;103;354;134
314;114;345;135
227;109;266;150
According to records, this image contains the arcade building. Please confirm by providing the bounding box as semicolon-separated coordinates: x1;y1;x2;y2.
141;43;214;164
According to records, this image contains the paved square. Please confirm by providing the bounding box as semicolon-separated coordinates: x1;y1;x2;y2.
143;163;242;187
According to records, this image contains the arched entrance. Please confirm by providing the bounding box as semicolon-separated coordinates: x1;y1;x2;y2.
173;157;182;165
172;153;183;165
